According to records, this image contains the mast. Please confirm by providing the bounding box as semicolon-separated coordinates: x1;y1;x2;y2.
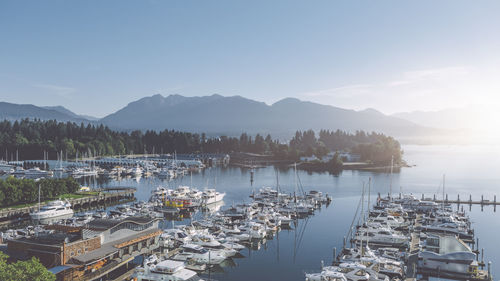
442;174;445;213
38;184;41;212
360;181;365;254
368;177;371;215
389;155;393;199
276;169;280;203
294;162;298;203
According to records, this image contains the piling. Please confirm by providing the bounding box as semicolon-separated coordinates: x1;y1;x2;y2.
333;247;337;261
482;248;484;268
488;261;491;280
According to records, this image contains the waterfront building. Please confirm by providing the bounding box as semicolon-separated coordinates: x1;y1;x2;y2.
7;216;162;281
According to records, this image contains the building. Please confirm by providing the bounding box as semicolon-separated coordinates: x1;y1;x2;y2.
7;216;162;281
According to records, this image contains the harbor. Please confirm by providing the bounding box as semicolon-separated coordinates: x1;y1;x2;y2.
0;144;499;281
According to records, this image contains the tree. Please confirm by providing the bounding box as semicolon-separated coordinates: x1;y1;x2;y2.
0;252;56;281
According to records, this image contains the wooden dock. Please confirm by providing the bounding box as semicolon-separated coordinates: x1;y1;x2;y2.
0;187;136;221
386;193;500;206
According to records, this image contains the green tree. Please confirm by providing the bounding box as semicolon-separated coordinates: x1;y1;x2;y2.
0;252;55;281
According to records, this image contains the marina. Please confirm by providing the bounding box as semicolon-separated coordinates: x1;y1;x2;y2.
0;145;498;281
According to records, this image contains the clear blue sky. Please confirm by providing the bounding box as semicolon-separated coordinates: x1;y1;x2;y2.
1;0;499;117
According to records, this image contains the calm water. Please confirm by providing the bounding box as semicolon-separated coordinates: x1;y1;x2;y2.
91;144;500;281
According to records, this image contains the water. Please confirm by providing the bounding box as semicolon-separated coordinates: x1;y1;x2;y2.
88;144;500;280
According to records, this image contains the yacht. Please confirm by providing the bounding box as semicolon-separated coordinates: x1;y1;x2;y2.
172;244;226;265
0;161;14;173
30;200;74;221
418;234;477;278
201;189;225;205
11;166;26;176
132;259;203;281
24;167;54;178
354;227;409;248
131;165;143;176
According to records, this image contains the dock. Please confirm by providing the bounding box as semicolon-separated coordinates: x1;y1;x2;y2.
0;187;136;223
384;193;500;207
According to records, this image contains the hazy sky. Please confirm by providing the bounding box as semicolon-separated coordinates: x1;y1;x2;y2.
1;0;500;117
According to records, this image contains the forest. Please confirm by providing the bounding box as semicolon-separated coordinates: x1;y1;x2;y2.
0;177;80;208
0;119;402;164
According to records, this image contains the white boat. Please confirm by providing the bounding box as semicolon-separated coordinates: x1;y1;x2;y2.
11;166;26;175
71;167;98;176
132;259;203;281
201;189;225;205
0;161;14;173
131;165;143;176
355;227;409;248
30;200;74;221
24;167;54;178
172;244;226;265
418;234;477;277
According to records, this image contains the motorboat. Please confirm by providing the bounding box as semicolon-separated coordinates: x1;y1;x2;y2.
172;244;226;265
132;259;203;281
30;200;73;221
201;189;225;205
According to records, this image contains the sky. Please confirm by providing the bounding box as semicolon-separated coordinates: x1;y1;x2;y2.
1;0;500;118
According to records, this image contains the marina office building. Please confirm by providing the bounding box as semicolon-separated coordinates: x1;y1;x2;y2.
7;216;162;280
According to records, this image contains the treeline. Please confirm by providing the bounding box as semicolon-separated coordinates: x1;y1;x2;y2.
0;119;402;164
290;129;402;164
0;177;80;207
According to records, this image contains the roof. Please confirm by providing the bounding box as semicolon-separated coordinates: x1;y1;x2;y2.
86;216;158;231
48;265;73;274
74;228;161;264
12;232;81;246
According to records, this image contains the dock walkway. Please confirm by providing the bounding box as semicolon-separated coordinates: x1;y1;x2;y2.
0;187;136;221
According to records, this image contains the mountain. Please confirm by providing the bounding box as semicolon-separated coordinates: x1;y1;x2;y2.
101;94;436;138
0;102;91;123
42;105;99;121
392;107;481;130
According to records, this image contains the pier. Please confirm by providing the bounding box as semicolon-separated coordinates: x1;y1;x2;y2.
382;193;500;207
0;187;136;224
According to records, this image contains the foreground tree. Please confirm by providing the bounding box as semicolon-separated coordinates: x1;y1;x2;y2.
0;252;55;281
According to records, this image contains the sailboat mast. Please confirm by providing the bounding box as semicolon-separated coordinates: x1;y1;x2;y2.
368;177;371;215
442;174;445;213
38;184;41;212
389;155;394;201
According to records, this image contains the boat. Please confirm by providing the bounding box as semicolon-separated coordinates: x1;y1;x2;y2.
24;167;54;178
418;234;478;278
172;244;226;265
132;259;203;281
30;200;74;221
201;189;225;205
130;165;143;176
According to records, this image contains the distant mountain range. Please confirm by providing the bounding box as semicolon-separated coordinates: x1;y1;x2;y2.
99;94;436;138
1;95;443;139
0;102;93;123
392;107;480;130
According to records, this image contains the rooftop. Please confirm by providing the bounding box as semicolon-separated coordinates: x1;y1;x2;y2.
86;216;157;231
